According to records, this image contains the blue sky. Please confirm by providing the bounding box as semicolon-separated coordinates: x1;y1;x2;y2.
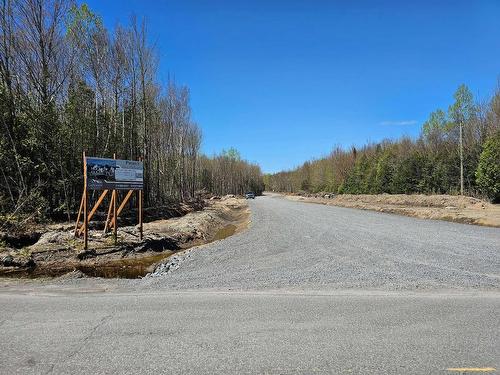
85;0;500;173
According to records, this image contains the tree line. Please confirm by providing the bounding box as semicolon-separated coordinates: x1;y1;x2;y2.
199;148;264;197
0;0;263;221
265;84;500;202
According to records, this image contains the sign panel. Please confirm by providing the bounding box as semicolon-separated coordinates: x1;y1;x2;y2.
86;157;143;190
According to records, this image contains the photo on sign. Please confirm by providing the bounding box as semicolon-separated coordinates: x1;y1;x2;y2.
86;157;143;190
87;158;117;182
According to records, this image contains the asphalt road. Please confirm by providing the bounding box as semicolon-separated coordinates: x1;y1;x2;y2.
1;194;499;374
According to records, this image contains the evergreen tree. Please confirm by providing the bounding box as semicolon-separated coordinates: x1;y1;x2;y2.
476;132;500;202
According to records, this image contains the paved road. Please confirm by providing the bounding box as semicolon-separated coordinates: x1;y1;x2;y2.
1;290;499;374
1;194;499;374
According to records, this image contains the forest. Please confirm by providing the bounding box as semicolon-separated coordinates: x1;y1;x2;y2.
0;0;264;222
265;84;500;202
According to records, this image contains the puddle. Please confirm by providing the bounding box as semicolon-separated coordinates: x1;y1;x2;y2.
213;224;236;241
76;252;174;278
0;251;174;279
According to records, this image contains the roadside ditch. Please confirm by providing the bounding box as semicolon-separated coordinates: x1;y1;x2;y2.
0;197;249;279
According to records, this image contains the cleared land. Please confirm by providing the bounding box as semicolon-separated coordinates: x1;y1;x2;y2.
285;192;500;227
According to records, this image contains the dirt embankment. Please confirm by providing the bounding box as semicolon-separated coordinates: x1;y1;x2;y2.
0;197;249;279
284;193;500;227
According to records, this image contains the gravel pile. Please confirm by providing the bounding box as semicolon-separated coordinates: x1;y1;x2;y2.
146;250;193;278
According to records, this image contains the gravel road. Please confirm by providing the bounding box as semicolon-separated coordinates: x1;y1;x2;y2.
146;193;500;291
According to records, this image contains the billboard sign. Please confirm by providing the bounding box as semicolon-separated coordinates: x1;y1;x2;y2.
86;157;143;190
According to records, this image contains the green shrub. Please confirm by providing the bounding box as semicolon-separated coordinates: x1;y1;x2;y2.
476;132;500;202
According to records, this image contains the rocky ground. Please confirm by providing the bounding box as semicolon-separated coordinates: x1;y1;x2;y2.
285;192;500;227
0;197;249;279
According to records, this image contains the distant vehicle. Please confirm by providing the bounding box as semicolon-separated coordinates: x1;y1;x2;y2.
245;192;255;199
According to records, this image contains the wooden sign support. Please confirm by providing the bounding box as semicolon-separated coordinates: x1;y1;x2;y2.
83;151;88;250
104;190;133;232
76;189;108;236
138;156;143;240
74;153;144;250
112;153;117;245
139;187;143;240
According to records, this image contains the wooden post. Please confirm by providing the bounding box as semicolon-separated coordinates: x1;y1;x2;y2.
77;190;108;236
74;193;84;237
139;189;143;240
113;153;117;245
116;190;134;218
107;190;133;231
83;151;88;250
112;190;117;244
139;156;143;240
104;192;114;233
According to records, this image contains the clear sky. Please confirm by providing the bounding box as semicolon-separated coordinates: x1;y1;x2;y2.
85;0;500;173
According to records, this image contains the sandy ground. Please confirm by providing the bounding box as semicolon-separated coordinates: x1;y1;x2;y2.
0;197;249;278
284;192;500;227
